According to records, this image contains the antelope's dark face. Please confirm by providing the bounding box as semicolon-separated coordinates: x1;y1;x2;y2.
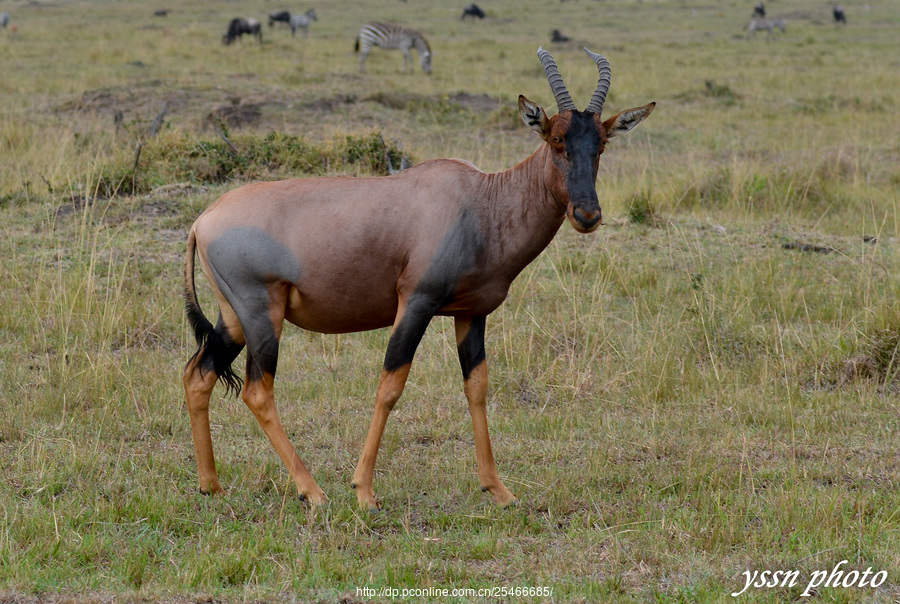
519;47;656;234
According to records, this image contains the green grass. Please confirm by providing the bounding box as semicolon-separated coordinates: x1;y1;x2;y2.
1;0;899;602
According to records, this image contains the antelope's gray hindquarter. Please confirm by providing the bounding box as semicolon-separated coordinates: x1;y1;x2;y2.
183;46;654;511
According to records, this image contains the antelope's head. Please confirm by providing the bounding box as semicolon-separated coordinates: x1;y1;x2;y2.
519;47;655;233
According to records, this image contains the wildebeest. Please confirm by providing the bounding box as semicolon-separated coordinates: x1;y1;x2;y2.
752;2;766;18
223;18;262;45
153;9;168;17
0;12;10;28
551;29;570;43
268;10;291;28
833;5;847;23
460;4;485;20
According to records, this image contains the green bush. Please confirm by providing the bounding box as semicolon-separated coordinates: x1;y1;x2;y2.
92;130;409;198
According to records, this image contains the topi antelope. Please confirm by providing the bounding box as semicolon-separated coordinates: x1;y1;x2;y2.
182;47;655;510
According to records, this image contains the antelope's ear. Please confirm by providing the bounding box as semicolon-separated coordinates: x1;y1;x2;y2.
603;102;656;139
518;95;552;139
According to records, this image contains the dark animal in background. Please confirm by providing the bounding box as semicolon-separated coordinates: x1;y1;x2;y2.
153;9;168;17
0;12;10;28
461;4;485;20
833;5;847;23
269;10;291;28
181;46;655;510
290;9;317;37
223;18;262;45
551;29;570;43
752;2;766;18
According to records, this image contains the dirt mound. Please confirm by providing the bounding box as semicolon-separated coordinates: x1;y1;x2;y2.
207;101;263;129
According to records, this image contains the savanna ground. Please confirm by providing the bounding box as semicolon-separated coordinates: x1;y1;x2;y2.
1;0;899;602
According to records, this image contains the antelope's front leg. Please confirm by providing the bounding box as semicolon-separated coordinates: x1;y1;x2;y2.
352;296;434;510
455;316;517;507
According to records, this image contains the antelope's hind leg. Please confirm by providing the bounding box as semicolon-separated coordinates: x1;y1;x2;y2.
456;316;517;507
183;309;245;496
241;282;326;505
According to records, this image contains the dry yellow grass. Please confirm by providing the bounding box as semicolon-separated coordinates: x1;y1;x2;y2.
0;0;898;602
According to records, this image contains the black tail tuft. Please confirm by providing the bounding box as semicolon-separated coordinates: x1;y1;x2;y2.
354;37;359;53
184;288;243;397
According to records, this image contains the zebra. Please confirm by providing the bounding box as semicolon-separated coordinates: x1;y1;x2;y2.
290;9;317;37
747;17;785;35
355;22;432;75
223;18;262;45
0;12;10;28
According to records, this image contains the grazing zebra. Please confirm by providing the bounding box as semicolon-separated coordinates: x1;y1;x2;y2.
0;12;10;28
833;5;847;23
747;17;785;35
269;10;291;28
461;4;485;20
290;9;317;37
355;23;432;74
223;17;262;45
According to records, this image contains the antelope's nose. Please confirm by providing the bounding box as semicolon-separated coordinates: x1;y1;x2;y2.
573;207;602;232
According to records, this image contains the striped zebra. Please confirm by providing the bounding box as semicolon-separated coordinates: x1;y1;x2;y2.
747;17;785;35
355;23;432;75
290;9;317;37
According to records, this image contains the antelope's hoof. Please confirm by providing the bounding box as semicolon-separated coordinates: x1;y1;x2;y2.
351;480;380;511
483;486;518;509
199;484;225;497
356;497;381;512
299;490;328;506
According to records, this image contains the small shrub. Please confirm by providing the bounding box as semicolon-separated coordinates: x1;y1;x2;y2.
628;190;659;225
703;79;738;104
87;131;409;198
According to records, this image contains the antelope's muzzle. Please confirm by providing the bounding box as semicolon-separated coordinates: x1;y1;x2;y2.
568;204;602;233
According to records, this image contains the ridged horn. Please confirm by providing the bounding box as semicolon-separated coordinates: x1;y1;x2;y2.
537;46;576;113
583;47;612;116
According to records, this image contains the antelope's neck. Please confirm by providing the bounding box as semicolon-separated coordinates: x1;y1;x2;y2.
479;144;567;280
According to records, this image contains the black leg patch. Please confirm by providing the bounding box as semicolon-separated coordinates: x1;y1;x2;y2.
457;316;486;381
383;294;439;372
246;335;279;383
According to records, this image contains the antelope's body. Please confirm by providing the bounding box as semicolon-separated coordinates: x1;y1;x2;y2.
183;48;654;510
191;159;553;334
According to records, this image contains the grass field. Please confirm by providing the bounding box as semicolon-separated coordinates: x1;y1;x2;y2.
1;0;899;602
